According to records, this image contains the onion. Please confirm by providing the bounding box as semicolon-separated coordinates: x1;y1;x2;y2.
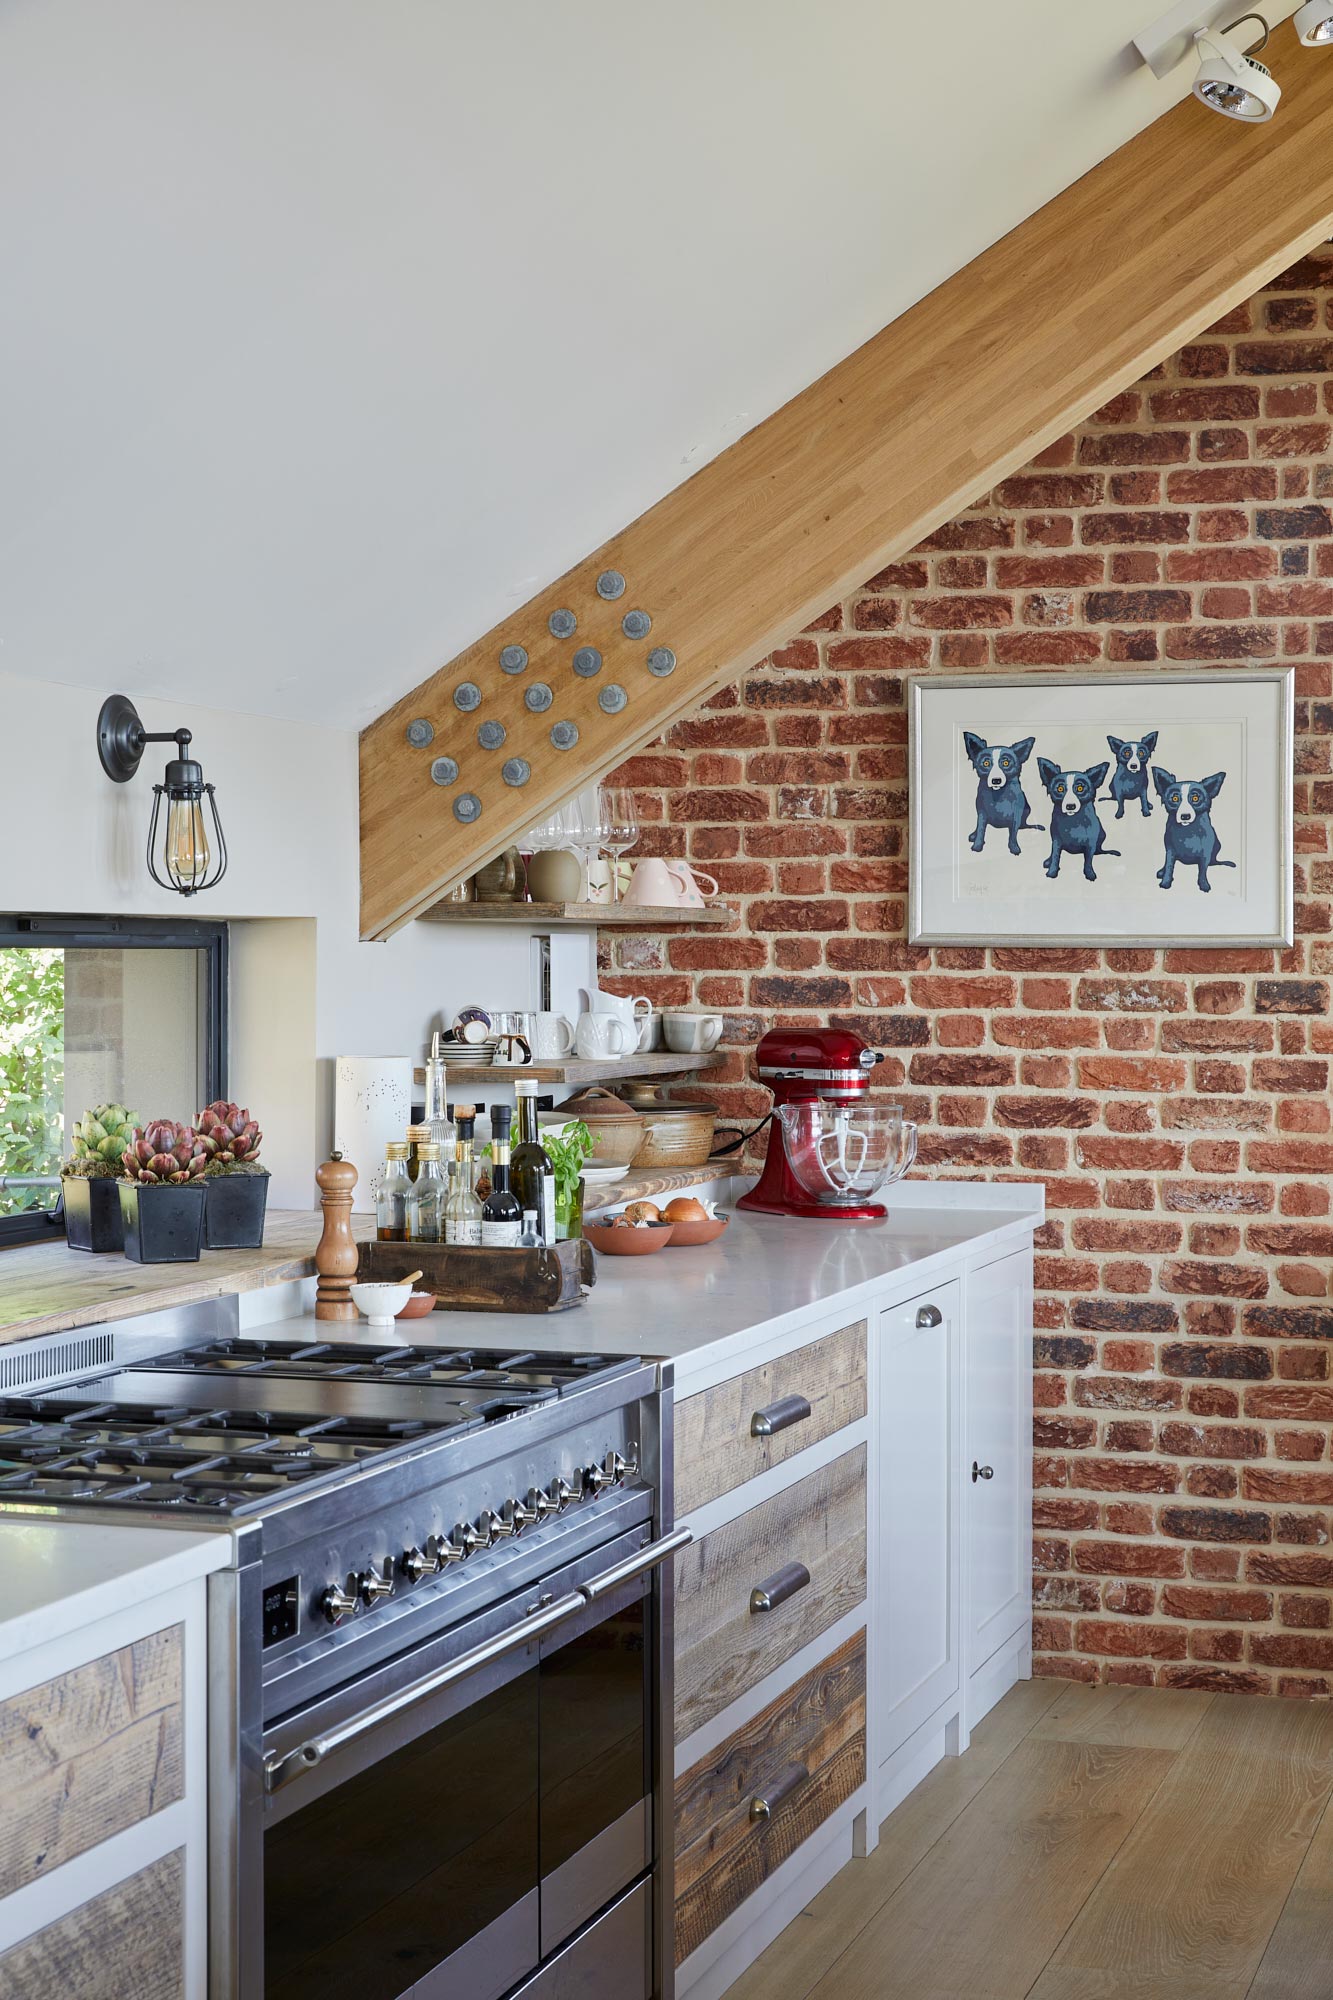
623;1200;663;1225
664;1196;711;1222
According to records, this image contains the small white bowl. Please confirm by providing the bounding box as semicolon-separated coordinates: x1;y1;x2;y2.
350;1280;414;1327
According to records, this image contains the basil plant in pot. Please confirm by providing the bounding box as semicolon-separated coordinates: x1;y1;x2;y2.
119;1121;208;1263
60;1104;140;1253
545;1120;594;1242
196;1102;269;1248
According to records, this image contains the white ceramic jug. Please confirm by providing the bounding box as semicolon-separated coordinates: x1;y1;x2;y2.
574;1011;636;1060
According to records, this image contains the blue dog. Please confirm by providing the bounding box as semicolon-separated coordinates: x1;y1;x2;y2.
1153;769;1236;893
1037;758;1120;881
1106;732;1158;818
962;732;1041;855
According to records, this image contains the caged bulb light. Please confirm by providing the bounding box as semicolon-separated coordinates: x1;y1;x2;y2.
96;694;228;897
1295;0;1333;43
1193;14;1281;119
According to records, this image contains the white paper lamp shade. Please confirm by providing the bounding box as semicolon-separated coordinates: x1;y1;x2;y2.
334;1057;413;1205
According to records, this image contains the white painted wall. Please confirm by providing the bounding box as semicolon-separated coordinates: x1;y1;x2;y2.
0;671;592;1205
0;1;1303;731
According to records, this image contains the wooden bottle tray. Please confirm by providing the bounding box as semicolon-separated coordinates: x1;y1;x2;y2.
356;1235;595;1313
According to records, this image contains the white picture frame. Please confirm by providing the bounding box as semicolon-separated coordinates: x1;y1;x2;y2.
908;668;1294;949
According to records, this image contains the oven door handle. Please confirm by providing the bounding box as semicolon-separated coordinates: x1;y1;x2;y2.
262;1527;693;1795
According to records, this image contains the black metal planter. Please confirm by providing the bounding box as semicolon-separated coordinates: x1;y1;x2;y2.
62;1176;126;1254
118;1181;206;1263
203;1172;269;1249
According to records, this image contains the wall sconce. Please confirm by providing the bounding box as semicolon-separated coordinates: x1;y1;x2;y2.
96;694;228;896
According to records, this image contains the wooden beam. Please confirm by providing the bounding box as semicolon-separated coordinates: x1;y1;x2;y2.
360;18;1333;940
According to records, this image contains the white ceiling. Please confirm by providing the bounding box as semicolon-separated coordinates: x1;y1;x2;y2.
0;0;1302;729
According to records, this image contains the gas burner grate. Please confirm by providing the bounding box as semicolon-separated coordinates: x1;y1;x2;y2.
122;1339;639;1397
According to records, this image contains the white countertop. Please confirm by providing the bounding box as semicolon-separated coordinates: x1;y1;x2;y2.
256;1184;1043;1391
0;1520;231;1669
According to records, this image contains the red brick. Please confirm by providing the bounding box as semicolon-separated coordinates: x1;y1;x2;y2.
1160;1586;1272;1621
1074;1620;1187;1660
1072;1541;1186;1578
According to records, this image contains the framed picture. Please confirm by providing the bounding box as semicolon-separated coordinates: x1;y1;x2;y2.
908;668;1294;948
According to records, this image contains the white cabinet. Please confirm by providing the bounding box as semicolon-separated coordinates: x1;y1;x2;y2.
876;1280;960;1770
965;1249;1032;1704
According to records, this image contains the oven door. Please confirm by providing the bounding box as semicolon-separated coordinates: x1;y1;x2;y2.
258;1526;677;2000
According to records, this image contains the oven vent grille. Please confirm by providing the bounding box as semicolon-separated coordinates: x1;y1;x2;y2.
0;1330;115;1392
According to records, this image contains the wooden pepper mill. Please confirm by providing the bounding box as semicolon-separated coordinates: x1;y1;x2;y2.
315;1151;359;1321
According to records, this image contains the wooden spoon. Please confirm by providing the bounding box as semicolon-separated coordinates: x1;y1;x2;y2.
402;1270;424;1287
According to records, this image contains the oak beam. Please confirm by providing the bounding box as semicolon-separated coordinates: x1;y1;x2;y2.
361;20;1333;940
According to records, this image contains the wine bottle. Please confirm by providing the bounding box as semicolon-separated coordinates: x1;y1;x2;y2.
511;1078;556;1244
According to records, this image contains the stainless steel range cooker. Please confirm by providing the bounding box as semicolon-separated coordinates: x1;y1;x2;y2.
0;1302;683;2000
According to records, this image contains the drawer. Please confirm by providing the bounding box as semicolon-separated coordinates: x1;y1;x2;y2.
0;1848;183;2000
0;1624;183;1898
674;1631;866;1965
674;1445;866;1743
674;1319;867;1518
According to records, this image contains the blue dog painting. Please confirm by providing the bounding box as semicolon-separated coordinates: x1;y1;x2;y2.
962;732;1041;855
1037;758;1120;882
1153;769;1236;893
1105;732;1158;818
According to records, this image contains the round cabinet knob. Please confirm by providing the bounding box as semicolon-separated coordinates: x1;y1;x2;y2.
916;1305;943;1328
321;1582;358;1624
972;1462;995;1483
547;1476;579;1513
358;1563;394;1604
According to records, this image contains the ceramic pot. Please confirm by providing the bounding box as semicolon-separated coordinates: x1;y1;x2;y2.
62;1176;125;1253
474;846;522;902
554;1088;645;1166
203;1171;270;1249
118;1181;206;1264
527;849;583;902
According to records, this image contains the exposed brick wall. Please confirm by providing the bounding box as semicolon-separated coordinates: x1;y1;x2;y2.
602;245;1333;1698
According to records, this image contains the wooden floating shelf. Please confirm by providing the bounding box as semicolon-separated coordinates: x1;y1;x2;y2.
417;900;733;928
582;1163;745;1215
413;1050;727;1089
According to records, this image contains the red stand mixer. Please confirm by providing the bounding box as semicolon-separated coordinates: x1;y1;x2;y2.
737;1027;918;1222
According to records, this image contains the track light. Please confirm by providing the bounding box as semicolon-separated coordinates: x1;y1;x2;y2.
1295;0;1333;44
1193;14;1280;120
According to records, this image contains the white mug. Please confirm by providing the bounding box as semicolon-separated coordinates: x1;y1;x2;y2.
663;1011;725;1053
673;864;719;908
530;1011;576;1059
575;1011;636;1060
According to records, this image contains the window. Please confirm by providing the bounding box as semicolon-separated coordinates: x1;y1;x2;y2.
0;916;227;1247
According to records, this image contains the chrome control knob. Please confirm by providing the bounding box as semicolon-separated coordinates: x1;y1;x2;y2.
401;1544;441;1584
603;1450;636;1485
548;1475;579;1512
358;1562;394;1604
478;1507;515;1542
583;1460;613;1495
321;1582;358;1624
437;1532;467;1566
526;1486;556;1521
451;1520;487;1559
505;1496;539;1533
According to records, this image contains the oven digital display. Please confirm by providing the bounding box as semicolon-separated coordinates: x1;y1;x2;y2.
262;1576;300;1648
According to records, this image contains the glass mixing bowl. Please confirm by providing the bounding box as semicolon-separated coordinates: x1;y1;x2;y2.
777;1100;918;1205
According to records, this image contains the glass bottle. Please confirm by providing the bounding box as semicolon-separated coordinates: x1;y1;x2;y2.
511;1077;556;1245
444;1107;483;1246
481;1107;523;1247
375;1141;412;1242
405;1123;431;1182
406;1142;446;1242
423;1033;451;1153
518;1210;542;1248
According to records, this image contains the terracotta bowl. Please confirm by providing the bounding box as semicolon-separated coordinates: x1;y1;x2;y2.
663;1214;729;1248
395;1290;438;1318
584;1220;675;1257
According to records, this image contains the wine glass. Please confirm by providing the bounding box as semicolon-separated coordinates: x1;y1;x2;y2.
598;787;640;902
561;789;605;902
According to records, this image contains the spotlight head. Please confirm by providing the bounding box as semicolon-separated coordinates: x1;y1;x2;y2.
1295;0;1333;44
1193;26;1281;119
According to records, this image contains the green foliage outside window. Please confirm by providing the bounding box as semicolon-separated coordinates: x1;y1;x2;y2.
0;949;64;1217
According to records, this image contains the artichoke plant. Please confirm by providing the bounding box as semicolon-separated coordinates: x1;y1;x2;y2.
195;1101;263;1170
66;1104;140;1178
121;1120;208;1184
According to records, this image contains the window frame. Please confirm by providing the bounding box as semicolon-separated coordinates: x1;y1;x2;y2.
0;914;229;1248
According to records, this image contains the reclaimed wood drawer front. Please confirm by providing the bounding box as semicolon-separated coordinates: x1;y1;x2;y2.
674;1319;867;1518
675;1630;866;1964
0;1625;183;1899
674;1445;866;1743
0;1848;183;2000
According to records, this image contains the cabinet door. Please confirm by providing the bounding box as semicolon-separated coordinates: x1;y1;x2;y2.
966;1249;1032;1679
876;1280;960;1766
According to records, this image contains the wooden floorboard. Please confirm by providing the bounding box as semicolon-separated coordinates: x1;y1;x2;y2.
719;1683;1333;2000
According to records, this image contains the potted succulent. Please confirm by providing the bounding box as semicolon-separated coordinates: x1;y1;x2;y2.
196;1101;269;1248
119;1120;208;1263
60;1104;140;1253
